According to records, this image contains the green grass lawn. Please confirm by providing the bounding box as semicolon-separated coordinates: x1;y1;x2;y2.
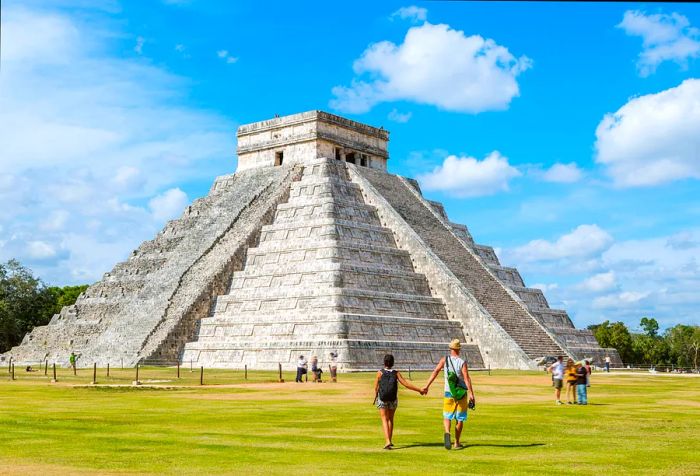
0;366;698;475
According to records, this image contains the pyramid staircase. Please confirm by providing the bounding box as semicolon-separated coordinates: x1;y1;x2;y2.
182;158;484;370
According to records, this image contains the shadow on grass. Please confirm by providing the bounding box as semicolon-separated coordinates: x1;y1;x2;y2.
393;442;545;450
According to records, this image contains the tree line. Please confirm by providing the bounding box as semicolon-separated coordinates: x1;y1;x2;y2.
0;260;88;353
590;318;700;369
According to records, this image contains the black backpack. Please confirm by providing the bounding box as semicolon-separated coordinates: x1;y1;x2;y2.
378;369;398;401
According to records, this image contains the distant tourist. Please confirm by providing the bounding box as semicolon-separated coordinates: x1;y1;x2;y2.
329;352;338;383
374;353;424;450
69;352;77;371
295;355;308;383
604;355;611;372
422;339;476;450
565;358;578;404
585;360;592;387
576;361;588;405
547;356;565;405
310;356;323;382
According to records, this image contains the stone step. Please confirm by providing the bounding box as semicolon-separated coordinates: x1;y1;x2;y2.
246;239;414;272
259;217;395;246
211;288;448;320
182;339;484;370
487;264;525;288
473;244;500;266
192;312;464;344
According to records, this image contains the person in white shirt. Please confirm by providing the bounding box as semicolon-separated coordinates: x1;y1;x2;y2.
295;355;308;383
548;356;565;405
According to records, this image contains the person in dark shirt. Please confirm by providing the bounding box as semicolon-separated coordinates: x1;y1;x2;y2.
575;362;588;405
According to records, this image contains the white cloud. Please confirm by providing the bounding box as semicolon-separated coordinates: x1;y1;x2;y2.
510;224;613;262
417;151;521;197
579;271;617;293
26;241;58;260
593;291;650;310
217;49;238;64
595;79;700;187
148;188;189;222
542;162;583;183
330;22;531;113
0;6;234;284
134;36;144;55
387;108;412;123
504;228;700;328
391;6;427;23
618;10;700;76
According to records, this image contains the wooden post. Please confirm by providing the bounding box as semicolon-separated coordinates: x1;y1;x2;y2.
11;363;15;381
408;366;412;380
44;359;48;376
278;363;284;383
177;361;180;379
244;364;247;381
488;363;491;376
8;357;11;374
133;364;141;386
52;363;57;383
200;366;204;386
92;362;97;385
107;363;110;377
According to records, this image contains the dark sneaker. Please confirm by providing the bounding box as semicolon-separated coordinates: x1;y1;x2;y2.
444;432;451;450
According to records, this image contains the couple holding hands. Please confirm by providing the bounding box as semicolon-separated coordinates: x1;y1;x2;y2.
373;339;476;450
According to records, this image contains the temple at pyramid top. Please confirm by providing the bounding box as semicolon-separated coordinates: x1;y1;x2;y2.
236;110;390;171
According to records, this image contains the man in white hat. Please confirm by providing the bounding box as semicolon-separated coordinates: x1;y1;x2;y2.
422;339;475;450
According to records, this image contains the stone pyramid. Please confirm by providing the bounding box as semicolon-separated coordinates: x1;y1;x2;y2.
7;111;621;370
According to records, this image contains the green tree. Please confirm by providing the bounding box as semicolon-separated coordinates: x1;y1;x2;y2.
640;317;659;337
0;260;89;353
592;320;634;363
666;324;700;368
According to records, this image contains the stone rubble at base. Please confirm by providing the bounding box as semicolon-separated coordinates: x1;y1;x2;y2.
5;111;621;370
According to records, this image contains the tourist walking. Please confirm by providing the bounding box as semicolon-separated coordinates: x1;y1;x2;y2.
329;352;338;383
565;358;577;404
422;339;475;450
604;355;611;372
576;361;588;405
374;354;424;450
295;355;308;383
547;356;565;405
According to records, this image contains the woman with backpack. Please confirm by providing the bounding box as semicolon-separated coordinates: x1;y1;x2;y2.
374;353;425;450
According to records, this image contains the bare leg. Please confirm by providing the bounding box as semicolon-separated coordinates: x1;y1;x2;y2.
443;418;451;434
379;409;391;447
455;421;464;446
387;408;396;445
555;387;561;401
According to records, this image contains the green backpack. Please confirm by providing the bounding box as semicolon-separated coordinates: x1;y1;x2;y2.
446;355;467;400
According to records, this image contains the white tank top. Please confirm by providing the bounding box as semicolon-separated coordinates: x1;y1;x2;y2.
444;355;466;393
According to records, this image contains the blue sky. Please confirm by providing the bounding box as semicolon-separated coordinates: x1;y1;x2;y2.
1;1;699;331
